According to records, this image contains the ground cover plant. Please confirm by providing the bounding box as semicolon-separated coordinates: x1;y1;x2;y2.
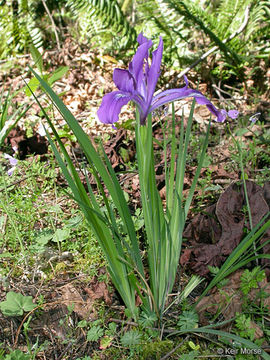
0;1;270;359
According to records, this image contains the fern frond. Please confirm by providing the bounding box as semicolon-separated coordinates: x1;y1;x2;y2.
163;0;241;64
66;0;137;50
0;0;44;58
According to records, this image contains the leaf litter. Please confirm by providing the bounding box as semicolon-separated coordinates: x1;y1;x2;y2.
181;180;270;278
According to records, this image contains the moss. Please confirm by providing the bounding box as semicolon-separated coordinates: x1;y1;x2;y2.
142;340;174;359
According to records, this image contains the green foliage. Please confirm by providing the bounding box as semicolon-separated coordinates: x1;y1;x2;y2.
240;267;266;295
121;330;142;347
142;339;173;359
137;0;270;73
138;310;158;328
0;84;32;147
0;291;36;316
2;350;30;360
177;310;199;330
66;0;137;50
0;154;103;279
0;0;43;58
25;44;69;96
235;313;255;341
87;325;104;342
196;214;270;303
231;119;270;180
208;266;229;288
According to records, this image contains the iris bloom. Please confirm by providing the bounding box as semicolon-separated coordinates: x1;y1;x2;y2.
4;153;18;176
97;33;238;125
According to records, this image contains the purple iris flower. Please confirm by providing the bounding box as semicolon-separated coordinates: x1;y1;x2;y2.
4;153;18;176
97;33;238;126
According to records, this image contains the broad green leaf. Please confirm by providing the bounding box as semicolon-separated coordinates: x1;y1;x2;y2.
0;292;36;316
188;341;200;351
65;214;83;228
177;310;199;330
121;330;142;347
25;77;40;97
48;66;69;85
0;252;13;258
35;229;54;245
4;349;31;360
52;228;70;242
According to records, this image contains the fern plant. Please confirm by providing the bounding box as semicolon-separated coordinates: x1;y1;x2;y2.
66;0;137;51
136;0;270;76
0;0;43;58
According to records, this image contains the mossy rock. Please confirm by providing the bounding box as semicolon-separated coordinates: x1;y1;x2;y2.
142;340;174;359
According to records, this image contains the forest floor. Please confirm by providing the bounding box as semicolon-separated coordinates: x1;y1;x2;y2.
0;38;270;359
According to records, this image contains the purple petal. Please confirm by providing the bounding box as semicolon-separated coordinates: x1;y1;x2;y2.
128;40;152;83
195;98;226;122
146;37;163;105
136;68;147;101
249;112;261;123
4;153;18;166
183;75;189;87
150;83;226;122
228;110;239;119
113;69;136;93
97;91;133;124
137;32;150;45
7;167;16;176
205;104;226;122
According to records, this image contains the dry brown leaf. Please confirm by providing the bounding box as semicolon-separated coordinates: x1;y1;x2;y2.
196;270;270;334
84;281;112;305
59;283;95;320
182;181;270;278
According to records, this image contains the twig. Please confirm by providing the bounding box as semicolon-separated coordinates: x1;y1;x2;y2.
13;299;87;348
160;335;190;360
41;0;61;51
211;84;246;101
0;213;7;234
211;79;225;101
177;6;250;79
57;336;84;360
0;176;31;193
110;318;177;334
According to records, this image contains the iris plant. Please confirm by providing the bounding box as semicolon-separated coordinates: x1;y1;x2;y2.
98;33;238;125
28;32;270;357
29;33;240;323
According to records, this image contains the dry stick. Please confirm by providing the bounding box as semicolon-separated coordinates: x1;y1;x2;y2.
212;84;243;101
160;335;190;360
177;5;251;79
41;0;61;52
57;335;85;360
13;299;86;348
110;317;176;334
0;176;31;192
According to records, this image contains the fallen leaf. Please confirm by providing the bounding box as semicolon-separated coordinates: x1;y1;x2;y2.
59;283;94;320
182;181;270;278
196;270;270;332
84;281;112;305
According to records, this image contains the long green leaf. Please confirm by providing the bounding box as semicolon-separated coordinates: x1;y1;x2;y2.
27;74;139;319
173;327;270;360
28;66;144;277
